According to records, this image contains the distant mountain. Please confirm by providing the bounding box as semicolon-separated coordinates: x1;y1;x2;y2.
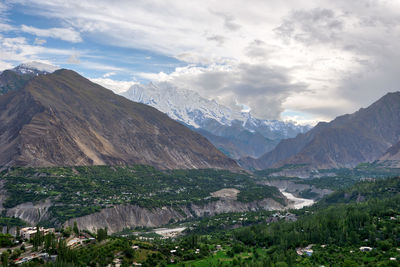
240;92;400;170
0;69;239;170
121;83;310;159
0;61;58;95
12;61;59;75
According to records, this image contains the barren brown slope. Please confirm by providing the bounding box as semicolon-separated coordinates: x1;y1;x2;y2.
379;140;400;167
0;69;239;170
240;92;400;170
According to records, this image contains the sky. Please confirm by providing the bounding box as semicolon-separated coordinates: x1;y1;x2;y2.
1;0;400;125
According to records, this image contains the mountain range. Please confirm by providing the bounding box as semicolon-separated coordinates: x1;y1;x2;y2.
240;92;400;170
0;66;238;170
2;62;400;172
121;82;310;159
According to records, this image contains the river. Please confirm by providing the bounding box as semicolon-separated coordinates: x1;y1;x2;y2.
280;190;315;209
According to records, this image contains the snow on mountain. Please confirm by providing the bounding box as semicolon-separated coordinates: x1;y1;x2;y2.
122;82;241;128
13;61;59;75
1;62;59;96
121;82;311;139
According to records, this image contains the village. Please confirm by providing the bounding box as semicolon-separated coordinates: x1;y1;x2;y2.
0;225;96;265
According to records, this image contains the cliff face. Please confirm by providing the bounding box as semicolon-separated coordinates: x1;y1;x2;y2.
0;69;239;170
63;198;285;233
3;198;285;234
241;92;400;170
6;199;53;225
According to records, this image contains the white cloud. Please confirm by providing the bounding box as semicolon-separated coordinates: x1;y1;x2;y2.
33;37;46;45
136;63;306;119
0;34;80;70
6;0;400;122
0;60;13;71
21;25;82;43
79;61;127;72
0;23;16;32
89;77;138;94
103;72;116;78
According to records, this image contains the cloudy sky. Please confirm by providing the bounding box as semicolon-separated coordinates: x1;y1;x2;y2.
1;0;399;124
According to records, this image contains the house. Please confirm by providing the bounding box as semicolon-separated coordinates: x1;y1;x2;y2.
304;250;313;256
20;227;55;240
296;244;314;256
67;238;82;248
359;246;373;252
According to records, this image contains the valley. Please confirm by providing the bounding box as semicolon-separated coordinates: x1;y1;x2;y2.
0;64;399;266
1;0;400;265
0;172;397;266
0;162;399;266
0;166;287;232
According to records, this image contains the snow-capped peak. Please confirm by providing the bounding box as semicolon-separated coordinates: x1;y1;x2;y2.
13;61;59;75
120;82;311;139
122;82;240;128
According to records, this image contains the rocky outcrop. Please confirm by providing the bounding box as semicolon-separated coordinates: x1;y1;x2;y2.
6;199;53;225
189;198;284;217
63;198;285;234
64;205;191;234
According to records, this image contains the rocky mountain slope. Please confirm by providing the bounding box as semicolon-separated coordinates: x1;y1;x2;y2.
379;140;400;167
0;69;238;169
121;82;310;159
241;92;400;170
0;62;58;95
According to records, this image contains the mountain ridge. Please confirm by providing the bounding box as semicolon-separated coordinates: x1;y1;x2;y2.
240;91;400;170
0;69;239;170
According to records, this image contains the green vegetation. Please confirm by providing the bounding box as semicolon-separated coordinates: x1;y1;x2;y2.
317;175;400;206
181;210;276;235
0;166;284;225
0;176;398;266
256;162;400;192
165;177;400;266
0;217;26;227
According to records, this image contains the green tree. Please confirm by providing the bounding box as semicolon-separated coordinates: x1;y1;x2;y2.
73;222;79;236
97;228;108;242
1;251;9;267
33;225;43;250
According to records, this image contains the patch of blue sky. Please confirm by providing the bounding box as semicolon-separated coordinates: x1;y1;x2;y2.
6;7;186;82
